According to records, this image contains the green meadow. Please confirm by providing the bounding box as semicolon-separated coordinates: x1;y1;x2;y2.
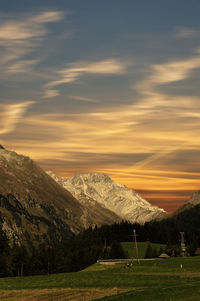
0;256;200;300
121;241;166;259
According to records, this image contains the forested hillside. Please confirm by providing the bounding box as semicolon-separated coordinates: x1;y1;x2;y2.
0;202;200;277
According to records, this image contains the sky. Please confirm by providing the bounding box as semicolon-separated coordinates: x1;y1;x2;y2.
0;0;200;212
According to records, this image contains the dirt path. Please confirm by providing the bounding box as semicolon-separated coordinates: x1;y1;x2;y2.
0;288;129;301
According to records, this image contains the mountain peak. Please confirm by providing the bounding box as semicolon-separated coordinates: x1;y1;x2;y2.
0;148;32;166
188;191;200;206
48;171;166;224
172;190;200;216
71;172;112;185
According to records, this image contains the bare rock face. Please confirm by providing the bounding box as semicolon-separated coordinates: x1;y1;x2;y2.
47;172;167;224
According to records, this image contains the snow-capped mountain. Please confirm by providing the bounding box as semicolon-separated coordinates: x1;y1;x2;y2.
47;172;167;224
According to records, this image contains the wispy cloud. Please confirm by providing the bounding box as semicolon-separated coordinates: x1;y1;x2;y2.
6;59;39;74
0;11;64;40
42;89;60;99
43;59;127;97
69;95;97;102
136;56;200;101
150;57;200;85
175;27;200;38
129;51;200;169
0;11;64;74
0;11;64;134
0;101;36;135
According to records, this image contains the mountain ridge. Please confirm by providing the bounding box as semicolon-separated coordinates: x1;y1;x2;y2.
172;190;200;216
47;171;167;224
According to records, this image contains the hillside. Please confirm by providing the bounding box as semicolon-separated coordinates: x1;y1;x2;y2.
0;148;85;243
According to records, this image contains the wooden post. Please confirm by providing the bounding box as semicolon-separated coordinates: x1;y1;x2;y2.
21;263;24;277
134;229;140;264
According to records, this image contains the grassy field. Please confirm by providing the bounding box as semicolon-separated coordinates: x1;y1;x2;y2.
0;256;200;300
121;241;166;259
0;288;128;301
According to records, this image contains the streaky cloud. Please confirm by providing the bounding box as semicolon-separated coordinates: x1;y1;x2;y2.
69;95;98;102
0;11;64;40
45;58;128;89
6;59;38;74
0;10;64;75
0;101;36;135
175;27;200;38
42;89;60;99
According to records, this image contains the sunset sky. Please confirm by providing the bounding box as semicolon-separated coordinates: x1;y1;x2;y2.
0;0;200;212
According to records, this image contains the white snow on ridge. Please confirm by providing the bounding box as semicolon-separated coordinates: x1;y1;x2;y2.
47;171;166;224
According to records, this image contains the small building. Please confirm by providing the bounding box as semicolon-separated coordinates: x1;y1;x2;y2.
159;253;170;259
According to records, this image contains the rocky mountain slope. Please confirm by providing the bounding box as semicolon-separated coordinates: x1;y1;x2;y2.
186;191;200;206
47;172;167;224
0;148;120;244
173;191;200;215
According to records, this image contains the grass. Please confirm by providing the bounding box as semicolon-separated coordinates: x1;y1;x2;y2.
0;256;200;300
96;284;200;301
121;241;166;259
0;288;128;301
